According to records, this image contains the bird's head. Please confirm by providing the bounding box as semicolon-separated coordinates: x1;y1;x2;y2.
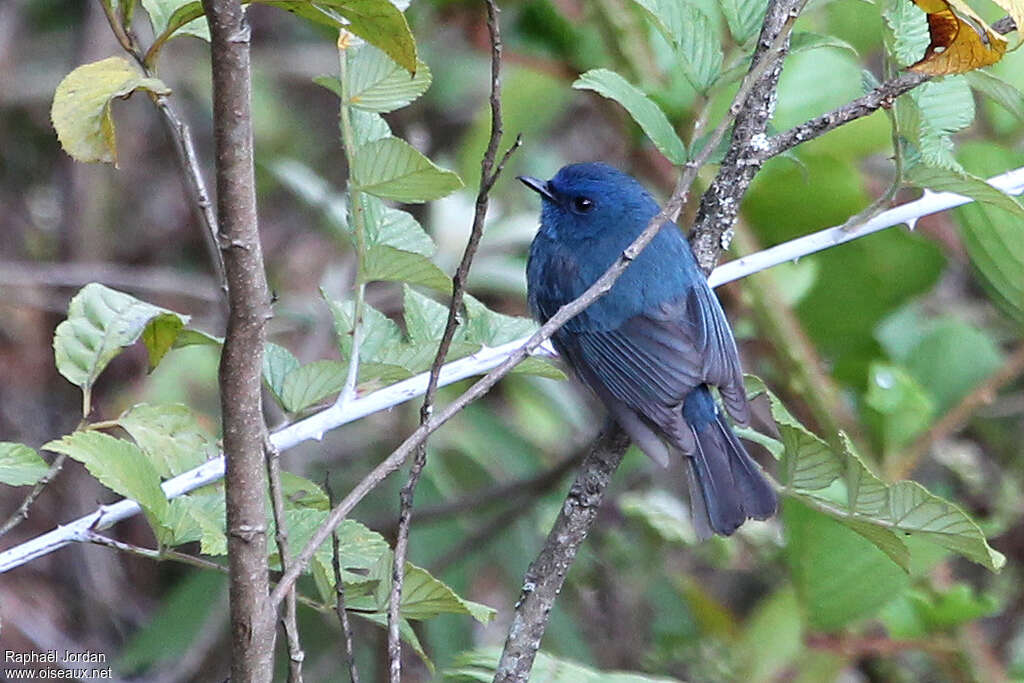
518;162;660;241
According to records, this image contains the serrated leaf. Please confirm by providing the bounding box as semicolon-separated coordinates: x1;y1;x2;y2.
0;443;50;487
158;492;227;554
784;499;910;631
627;0;722;91
321;0;417;73
354;611;433;671
966;70;1024;122
358;194;435;255
280;359;348;412
44;431;168;520
374;340;480;375
141;313;185;370
573;69;687;164
363;244;452;292
906;164;1024;218
347;44;431;113
910;77;975;169
402;285;451;344
160;1;416;74
747;376;1005;573
957;199;1024;326
358;551;494;623
263;342;300;408
118;403;218;478
463;295;538;346
352;136;463;203
53;284;190;394
279;471;330;510
789;31;859;58
270;510;390;586
52;57;171;164
719;0;770;45
325;295;404;361
173;328;223;348
142;0;209;42
350;109;392;144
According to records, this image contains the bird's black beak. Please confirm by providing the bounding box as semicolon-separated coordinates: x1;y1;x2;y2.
517;175;556;202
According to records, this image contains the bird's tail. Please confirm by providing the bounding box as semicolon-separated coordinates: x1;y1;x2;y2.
682;387;777;539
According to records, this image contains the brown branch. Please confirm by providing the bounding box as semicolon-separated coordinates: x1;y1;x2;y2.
327;476;360;683
689;0;806;272
201;1;276;680
890;341;1024;480
761;16;1018;163
493;427;631;681
266;440;304;682
386;0;517;678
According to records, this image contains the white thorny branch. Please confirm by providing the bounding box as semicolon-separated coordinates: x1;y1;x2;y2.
1;164;1023;573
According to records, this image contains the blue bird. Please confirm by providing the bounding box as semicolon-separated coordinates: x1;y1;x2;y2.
520;162;777;538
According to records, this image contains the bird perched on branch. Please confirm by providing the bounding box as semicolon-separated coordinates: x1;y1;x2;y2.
520;162;777;538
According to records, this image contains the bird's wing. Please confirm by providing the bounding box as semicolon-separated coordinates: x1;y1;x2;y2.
562;286;749;434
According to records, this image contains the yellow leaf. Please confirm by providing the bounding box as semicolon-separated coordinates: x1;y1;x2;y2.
51;56;171;165
909;0;1007;75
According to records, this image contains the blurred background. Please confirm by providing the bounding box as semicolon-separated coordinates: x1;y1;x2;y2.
1;0;1023;680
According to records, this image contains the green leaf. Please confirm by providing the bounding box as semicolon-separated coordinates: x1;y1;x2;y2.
789;32;859;58
865;363;935;455
463;296;566;379
358;194;435;256
910;77;975;169
402;285;451;344
883;0;929;68
966;69;1024;122
718;0;770;45
279;471;330;510
118;403;218;478
44;431;168;520
172;328;222;349
446;647;682;682
0;443;50;487
142;0;209;42
363;245;452;292
51;57;171;164
905;164;1024;219
904;319;1003;411
573;69;687;164
627;0;722;91
346;44;431;113
881;584;999;638
141;313;186;370
355;552;495;623
54;284;189;395
280;359;348;412
325;295;404;361
270;510;390;587
352;136;463;203
784;498;910;631
747;376;1005;573
349;108;392;144
320;0;417;74
354;611;433;672
263;342;300;408
158;491;227;554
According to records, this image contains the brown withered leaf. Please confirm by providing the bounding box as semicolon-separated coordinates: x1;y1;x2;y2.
909;0;1007;75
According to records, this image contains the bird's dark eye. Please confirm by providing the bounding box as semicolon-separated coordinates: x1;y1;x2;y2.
572;196;594;213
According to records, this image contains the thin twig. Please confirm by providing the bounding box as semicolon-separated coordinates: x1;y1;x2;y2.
760;16;1017;163
890;342;1024;480
327;476;360;683
95;0;227;298
0;455;66;538
266;439;304;683
386;1;516;678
